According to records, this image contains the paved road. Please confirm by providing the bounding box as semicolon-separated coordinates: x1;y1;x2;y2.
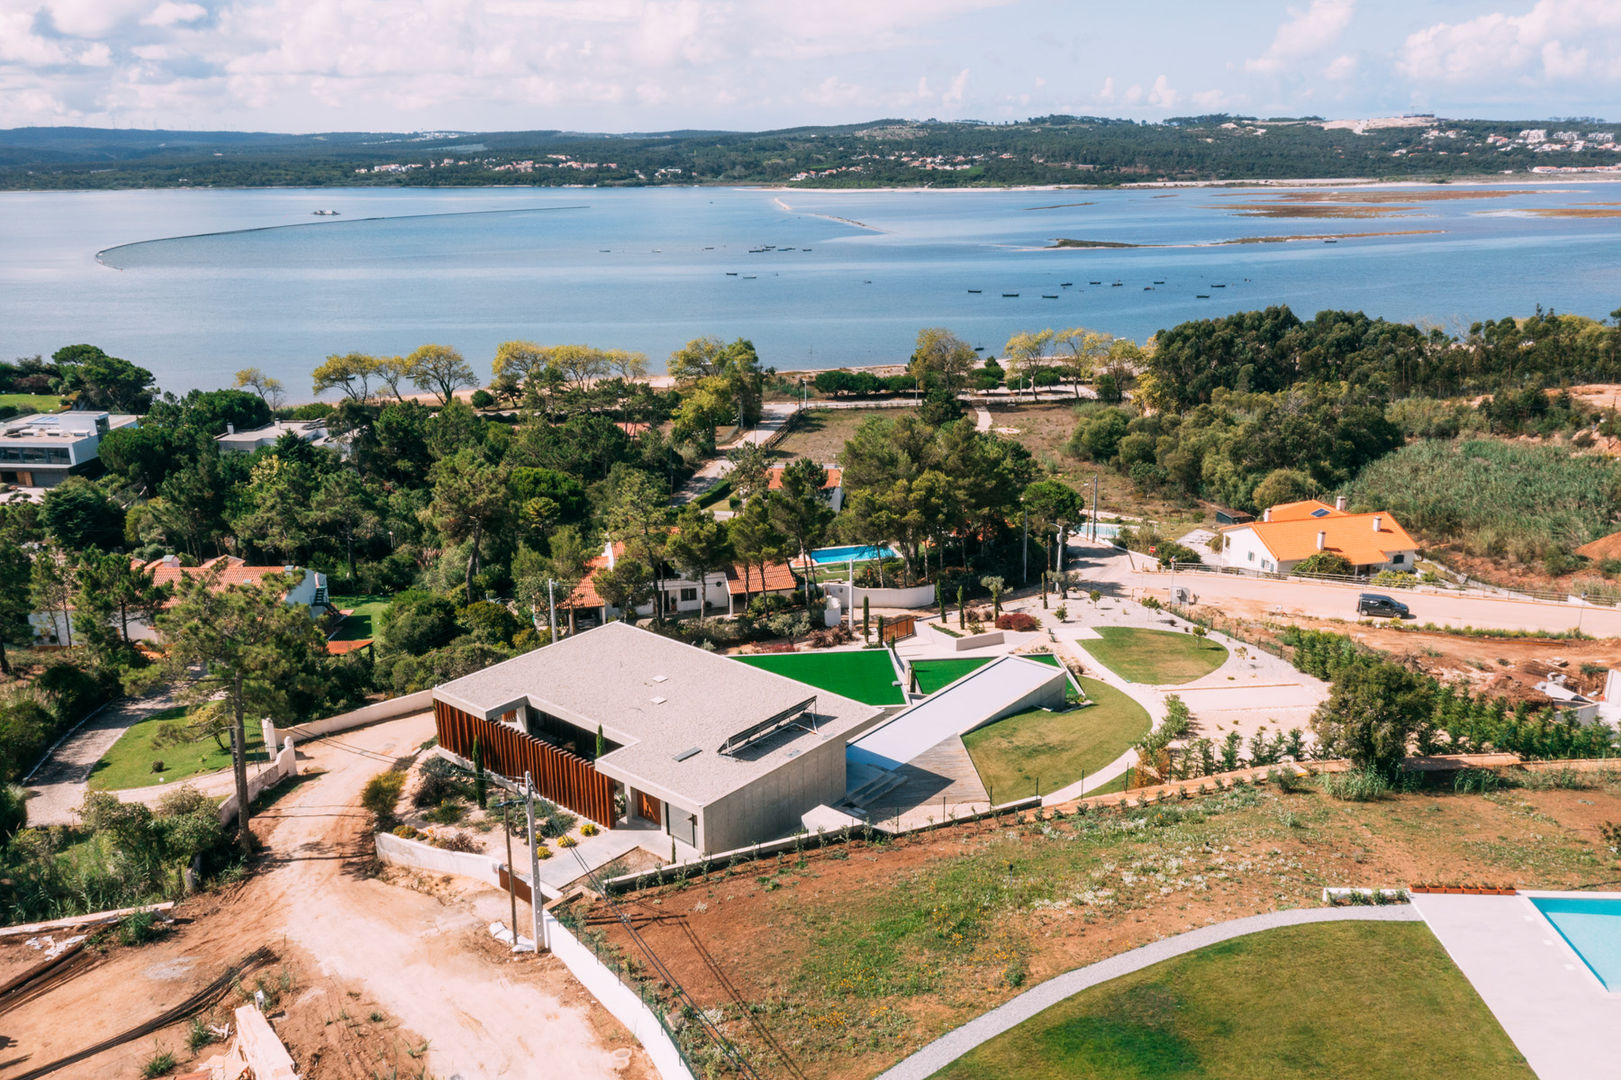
1069;537;1621;636
23;688;179;826
672;400;801;503
874;905;1420;1080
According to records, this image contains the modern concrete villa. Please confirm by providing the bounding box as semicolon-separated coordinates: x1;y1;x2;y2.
431;622;885;858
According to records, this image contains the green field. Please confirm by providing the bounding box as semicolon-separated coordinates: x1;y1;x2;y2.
963;676;1150;801
89;704;268;791
329;594;390;641
735;649;905;705
0;393;66;414
911;654;1062;695
931;921;1532;1080
1081;627;1228;685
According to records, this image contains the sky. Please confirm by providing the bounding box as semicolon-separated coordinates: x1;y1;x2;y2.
0;0;1619;133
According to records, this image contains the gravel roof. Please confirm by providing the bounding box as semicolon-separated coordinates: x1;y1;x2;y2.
432;621;881;805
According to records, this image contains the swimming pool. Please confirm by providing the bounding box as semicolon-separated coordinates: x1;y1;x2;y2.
808;544;899;565
1531;895;1621;991
1077;523;1121;540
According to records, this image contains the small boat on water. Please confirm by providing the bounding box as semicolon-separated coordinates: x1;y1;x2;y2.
1196;294;1211;298
1153;280;1165;284
974;346;985;351
863;280;872;284
725;271;738;276
1060;281;1074;287
1211;284;1226;288
1002;292;1020;298
1110;282;1123;287
312;210;340;216
1089;280;1102;285
600;249;611;252
742;275;757;280
703;246;715;250
1042;294;1059;299
1143;287;1153;291
967;289;982;294
1324;239;1338;244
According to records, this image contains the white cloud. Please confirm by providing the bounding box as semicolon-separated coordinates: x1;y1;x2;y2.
942;68;969;107
1324;53;1357;80
1191;88;1227;110
1399;1;1621;85
1147;74;1178;108
1097;76;1115;103
142;2;209;28
1245;0;1355;75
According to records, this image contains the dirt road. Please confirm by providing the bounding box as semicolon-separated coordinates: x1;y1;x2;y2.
1069;538;1621;637
3;714;649;1080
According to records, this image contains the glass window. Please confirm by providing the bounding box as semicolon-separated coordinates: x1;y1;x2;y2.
680;587;698;602
666;805;696;847
1391;553;1405;565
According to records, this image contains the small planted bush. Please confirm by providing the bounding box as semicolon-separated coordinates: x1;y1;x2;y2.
580;823;599;837
996;612;1040;632
1322;767;1390;802
558;835;578;848
361;770;407;828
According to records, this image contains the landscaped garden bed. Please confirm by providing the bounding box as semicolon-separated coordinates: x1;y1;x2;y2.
1081;626;1229;684
961;676;1150;800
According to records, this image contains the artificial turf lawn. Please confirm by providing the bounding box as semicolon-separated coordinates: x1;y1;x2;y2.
910;654;1062;695
931;921;1533;1080
1080;626;1228;685
329;594;390;641
89;704;267;791
735;649;906;705
962;676;1150;800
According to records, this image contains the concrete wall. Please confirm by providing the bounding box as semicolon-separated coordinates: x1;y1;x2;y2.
952;629;1005;652
374;831;508;889
700;731;851;854
283;689;434;739
1220;528;1277;572
823;582;937;611
218;736;298;826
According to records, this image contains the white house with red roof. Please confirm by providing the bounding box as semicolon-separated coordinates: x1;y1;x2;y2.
30;554;326;645
558;540;799;628
1217;497;1419;576
765;464;844;511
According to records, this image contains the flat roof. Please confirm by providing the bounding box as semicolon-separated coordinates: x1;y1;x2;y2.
432;621;882;806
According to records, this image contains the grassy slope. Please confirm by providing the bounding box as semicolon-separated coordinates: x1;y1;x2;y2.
775;407;918;464
89;704;267;791
963;676;1150;800
932;921;1532;1080
329;594;390;641
911;654;1061;695
735;649;906;706
0;393;66;413
1082;627;1228;684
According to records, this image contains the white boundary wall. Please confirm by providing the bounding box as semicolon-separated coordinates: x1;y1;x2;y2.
282;689;435;740
823;581;937;611
218;736;299;826
373;832;695;1080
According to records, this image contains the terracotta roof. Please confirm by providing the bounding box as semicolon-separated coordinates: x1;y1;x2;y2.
1576;530;1621;562
1223;511;1418;566
327;638;374;655
559;549;615;610
724;560;799;596
138;555;304;590
766;465;841;491
1265;499;1342;522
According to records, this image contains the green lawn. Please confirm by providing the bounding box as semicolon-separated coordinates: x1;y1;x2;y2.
911;654;1062;695
962;676;1150;801
89;704;268;791
329;593;390;641
735;649;906;705
931;921;1533;1080
1081;627;1228;685
0;393;66;414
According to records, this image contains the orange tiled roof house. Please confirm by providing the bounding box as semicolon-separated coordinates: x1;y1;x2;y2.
1216;497;1418;576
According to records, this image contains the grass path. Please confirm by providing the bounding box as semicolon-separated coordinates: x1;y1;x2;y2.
1082;626;1228;684
89;703;267;791
329;594;390;641
963;676;1149;801
925;919;1531;1080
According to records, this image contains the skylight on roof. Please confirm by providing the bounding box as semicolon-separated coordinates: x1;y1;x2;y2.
651;695;667;705
651;674;668;683
1311;508;1331;517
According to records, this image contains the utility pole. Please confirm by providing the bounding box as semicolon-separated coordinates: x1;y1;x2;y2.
500;799;519;948
547;578;558;642
1092;474;1099;541
1021;501;1029;585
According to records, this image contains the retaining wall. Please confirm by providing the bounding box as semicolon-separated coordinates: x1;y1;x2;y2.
281;689;435;740
218;737;298;826
823;581;937;611
952;629;1004;651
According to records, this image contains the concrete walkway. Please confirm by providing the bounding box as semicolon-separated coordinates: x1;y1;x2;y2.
874;905;1421;1080
973;406;993;432
673;401;801;503
23;688;180;826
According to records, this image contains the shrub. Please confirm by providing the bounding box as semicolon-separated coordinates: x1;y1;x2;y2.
412;768;462;809
185;1017;217;1053
536;846;553;860
360;770;407;827
141;1046;178;1078
392;824;422;840
426;799;466;825
1322;766;1390;802
580;823;599;837
118;908;165;946
995;612;1039;632
1599;821;1621;855
1453;768;1501;794
558;835;578;848
429;831;480;853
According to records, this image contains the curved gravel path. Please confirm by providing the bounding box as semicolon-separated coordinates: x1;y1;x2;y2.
23;688;178;826
874;904;1421;1080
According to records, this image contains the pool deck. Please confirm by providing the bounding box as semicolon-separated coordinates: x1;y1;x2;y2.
1412;891;1621;1080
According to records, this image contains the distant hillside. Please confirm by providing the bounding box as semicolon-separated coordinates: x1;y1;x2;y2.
2;115;1619;190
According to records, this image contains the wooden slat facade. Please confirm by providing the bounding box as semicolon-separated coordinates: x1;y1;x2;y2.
433;699;617;826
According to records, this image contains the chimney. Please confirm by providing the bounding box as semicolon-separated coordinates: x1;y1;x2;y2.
1372;515;1383;532
226;422;234;435
1316;530;1326;551
1334;495;1347;512
1262;508;1271;522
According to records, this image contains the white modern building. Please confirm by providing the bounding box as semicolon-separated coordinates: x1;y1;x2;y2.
431;622;885;858
0;411;138;489
215;418;335;454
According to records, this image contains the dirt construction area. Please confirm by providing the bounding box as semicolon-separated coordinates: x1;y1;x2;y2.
1;715;651;1080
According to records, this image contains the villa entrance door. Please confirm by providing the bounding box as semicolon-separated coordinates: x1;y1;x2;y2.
636;790;661;824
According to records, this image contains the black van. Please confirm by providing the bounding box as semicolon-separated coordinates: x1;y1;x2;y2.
1357;593;1409;618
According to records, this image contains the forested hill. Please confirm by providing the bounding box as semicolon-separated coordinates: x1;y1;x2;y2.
3;115;1620;190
